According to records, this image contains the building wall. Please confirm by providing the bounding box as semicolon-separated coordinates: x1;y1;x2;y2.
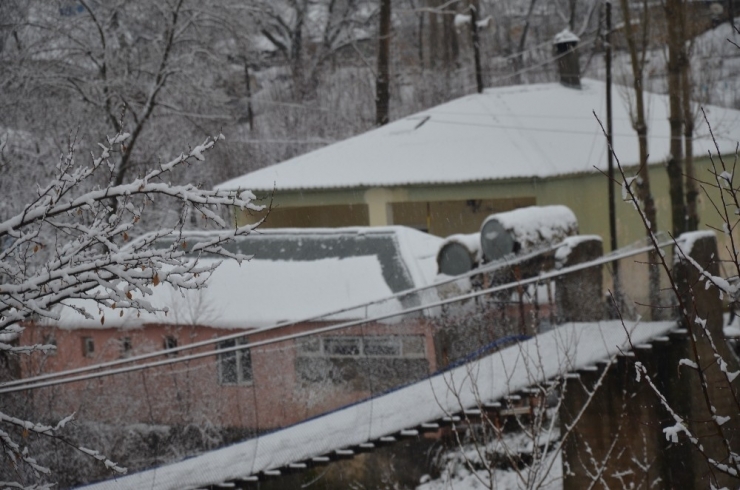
18;320;437;432
257;203;370;228
237;155;726;248
390;197;536;235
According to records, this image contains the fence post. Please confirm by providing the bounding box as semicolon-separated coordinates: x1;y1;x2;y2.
555;237;604;323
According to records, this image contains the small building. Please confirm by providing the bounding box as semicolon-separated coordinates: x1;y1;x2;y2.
19;227;445;431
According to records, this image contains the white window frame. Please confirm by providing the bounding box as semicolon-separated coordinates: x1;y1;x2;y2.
218;337;253;385
298;335;426;359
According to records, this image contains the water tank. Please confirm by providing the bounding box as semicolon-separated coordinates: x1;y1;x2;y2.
437;233;480;276
480;205;578;263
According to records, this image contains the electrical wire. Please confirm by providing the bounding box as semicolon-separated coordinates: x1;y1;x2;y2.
1;241;569;388
2;238;676;394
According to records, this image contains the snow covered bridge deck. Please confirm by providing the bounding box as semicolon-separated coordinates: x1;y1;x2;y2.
80;319;676;490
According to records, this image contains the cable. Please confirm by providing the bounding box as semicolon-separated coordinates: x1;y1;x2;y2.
2;238;676;394
1;240;568;388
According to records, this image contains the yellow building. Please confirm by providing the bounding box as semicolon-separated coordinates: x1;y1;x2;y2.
216;78;740;250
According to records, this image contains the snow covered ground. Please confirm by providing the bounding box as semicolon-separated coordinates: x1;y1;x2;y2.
417;444;562;490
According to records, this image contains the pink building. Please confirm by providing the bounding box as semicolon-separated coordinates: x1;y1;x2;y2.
18;227;444;432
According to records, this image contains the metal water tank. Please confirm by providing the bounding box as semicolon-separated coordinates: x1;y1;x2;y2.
437;233;480;276
480;205;578;263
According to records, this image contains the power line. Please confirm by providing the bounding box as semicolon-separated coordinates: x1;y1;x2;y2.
2;238;675;394
2;241;566;389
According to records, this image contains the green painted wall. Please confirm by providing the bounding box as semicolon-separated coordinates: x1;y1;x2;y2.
237;155;730;254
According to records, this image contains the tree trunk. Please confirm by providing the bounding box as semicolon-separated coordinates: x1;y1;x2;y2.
620;0;661;317
469;1;483;93
244;60;254;131
682;42;698;232
442;3;458;69
665;0;686;237
428;0;439;69
417;3;425;67
376;0;391;126
512;0;540;85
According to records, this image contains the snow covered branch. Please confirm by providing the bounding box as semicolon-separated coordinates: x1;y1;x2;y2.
0;129;263;486
603;112;740;485
0;132;263;334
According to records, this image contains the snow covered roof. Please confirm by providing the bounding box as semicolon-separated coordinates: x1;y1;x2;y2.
48;227;443;329
215;79;740;192
80;320;677;490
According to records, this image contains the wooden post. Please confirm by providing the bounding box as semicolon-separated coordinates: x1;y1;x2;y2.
375;0;391;126
469;2;483;93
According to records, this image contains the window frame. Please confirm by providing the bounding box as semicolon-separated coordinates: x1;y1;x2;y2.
298;335;426;359
163;335;178;357
217;337;253;385
120;337;132;358
82;337;95;357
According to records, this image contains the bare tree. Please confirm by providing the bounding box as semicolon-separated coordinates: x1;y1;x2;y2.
611;111;740;488
682;38;699;232
376;0;392;125
664;0;687;237
1;1;244;210
248;0;376;95
617;0;661;317
0;129;260;487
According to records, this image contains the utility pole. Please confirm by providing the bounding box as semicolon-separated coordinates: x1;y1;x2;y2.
606;1;616;254
375;0;391;126
605;0;621;303
469;1;483;93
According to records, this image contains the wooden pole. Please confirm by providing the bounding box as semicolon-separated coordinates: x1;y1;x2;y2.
470;2;483;93
606;1;616;254
375;0;391;126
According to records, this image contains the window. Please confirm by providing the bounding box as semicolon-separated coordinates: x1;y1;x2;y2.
324;337;361;356
364;337;401;356
298;335;426;359
217;338;252;385
42;335;57;356
163;336;178;356
120;337;132;358
83;337;95;357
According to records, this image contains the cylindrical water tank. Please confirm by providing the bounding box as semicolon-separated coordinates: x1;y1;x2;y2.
480;205;578;263
437;233;480;276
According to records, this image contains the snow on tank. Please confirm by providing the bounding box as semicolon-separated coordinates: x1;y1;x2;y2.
436;232;481;276
479;205;578;262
